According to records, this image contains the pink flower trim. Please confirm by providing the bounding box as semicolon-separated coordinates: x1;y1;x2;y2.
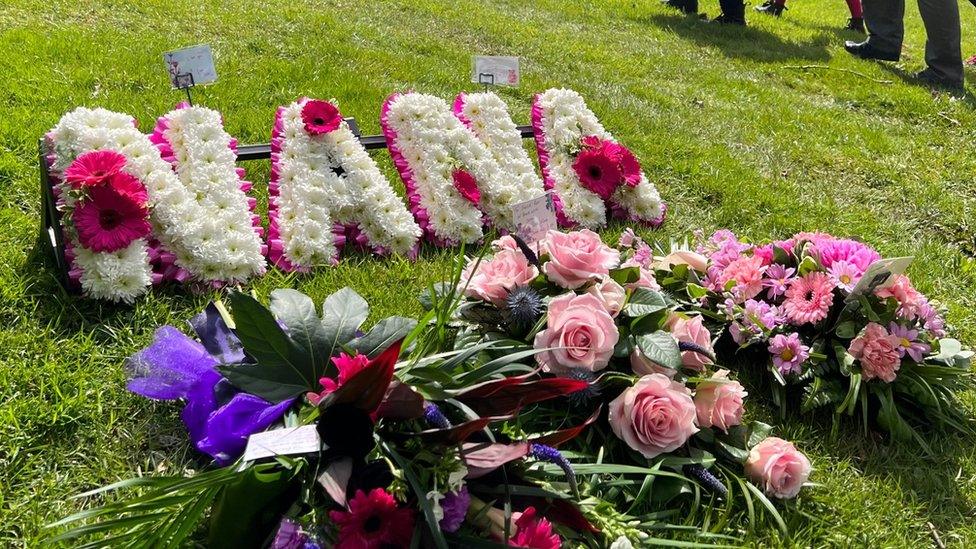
530;94;573;228
381;92;457;247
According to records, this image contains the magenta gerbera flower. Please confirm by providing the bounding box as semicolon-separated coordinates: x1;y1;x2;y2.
768;332;809;375
782;272;835;325
510;507;561;549
301;99;342;135
451;169;481;205
329;488;414;549
64;150;128;189
573;146;621;200
73;183;151;253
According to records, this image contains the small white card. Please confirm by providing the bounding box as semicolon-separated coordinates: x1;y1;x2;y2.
163;45;217;89
471;56;520;87
846;256;913;301
511;193;557;244
242;425;321;462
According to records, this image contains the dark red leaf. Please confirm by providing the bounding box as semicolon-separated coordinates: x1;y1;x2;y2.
326;340;402;413
461;442;531;479
529;406;602;447
537;498;600;534
455;375;590;416
416;414;513;445
375;380;425;420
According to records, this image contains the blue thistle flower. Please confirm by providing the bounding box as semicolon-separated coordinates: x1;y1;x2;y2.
506;286;543;329
566;369;601;408
682;463;728;497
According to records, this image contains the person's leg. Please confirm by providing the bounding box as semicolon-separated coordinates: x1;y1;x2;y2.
755;0;786;15
916;0;962;86
860;0;903;53
846;0;863;18
716;0;747;24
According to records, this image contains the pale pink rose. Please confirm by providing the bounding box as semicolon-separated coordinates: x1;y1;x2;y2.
542;230;620;289
666;314;714;371
587;277;626;316
630;348;677;378
694;370;747;433
491;235;519;251
745;437;811;499
849;322;901;382
460;249;539;307
534;293;619;375
608;374;699;458
656;250;709;273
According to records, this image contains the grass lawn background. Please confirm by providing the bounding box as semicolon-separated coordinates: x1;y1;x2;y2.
2;0;976;546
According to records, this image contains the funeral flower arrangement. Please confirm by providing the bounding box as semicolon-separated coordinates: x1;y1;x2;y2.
651;229;974;444
531;89;666;230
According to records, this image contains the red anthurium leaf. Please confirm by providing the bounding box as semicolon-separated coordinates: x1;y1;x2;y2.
533;498;601;534
461;442;531;479
529;406;602;448
455;376;590;416
317;457;353;508
326;340;402;413
374;380;425;420
416;414;514;445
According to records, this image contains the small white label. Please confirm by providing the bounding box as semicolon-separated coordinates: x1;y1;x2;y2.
511;193;557;244
846;256;913;301
243;425;321;462
471;56;520;87
163;45;217;89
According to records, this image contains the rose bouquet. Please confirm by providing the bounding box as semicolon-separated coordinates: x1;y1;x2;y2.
450;229;813;542
653;229;974;445
49;288;606;548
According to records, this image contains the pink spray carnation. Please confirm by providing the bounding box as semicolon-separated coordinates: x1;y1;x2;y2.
694;370;747;433
875;275;923;319
460;249;539;307
849;322;901;382
608;373;699;458
782;272;835;325
542;230;620;289
509;507;561;549
306;352;370;405
534;293;619;376
745;437;811;499
718;255;766;303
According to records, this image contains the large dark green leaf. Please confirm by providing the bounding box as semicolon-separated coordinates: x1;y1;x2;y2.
270;289;329;380
635;331;682;371
349;316;417;358
220;292;316;402
321;288;369;358
623;288;668;318
208;463;302;549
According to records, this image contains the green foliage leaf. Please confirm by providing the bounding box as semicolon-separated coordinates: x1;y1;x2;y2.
349;316;417;358
269;289;329;380
624;288;668;317
635;331;682;371
801;377;846;413
321;287;369;358
208;463;303;548
834;321;858;340
609;266;640;284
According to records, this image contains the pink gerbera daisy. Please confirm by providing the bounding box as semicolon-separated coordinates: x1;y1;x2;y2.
73;184;151;253
782;272;835;325
301;99;342;135
329;488;414;549
451;169;481;205
573;143;622;200
510;507;561;549
64;150;128;189
826;260;862;292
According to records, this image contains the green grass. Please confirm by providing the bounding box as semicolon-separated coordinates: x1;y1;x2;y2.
2;0;976;546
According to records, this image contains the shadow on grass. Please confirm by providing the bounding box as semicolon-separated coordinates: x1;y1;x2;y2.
636;12;832;62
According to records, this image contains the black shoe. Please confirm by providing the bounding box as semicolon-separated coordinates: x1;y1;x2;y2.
845;17;865;33
844;40;899;62
915;68;963;91
662;0;698;14
715;0;747;24
754;1;785;16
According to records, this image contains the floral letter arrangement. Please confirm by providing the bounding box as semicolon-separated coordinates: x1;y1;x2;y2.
47;107;265;301
653;230;974;444
381;91;546;246
532;88;666;229
269;98;421;271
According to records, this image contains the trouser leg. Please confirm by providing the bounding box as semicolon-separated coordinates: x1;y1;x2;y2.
846;0;863;18
917;0;962;85
861;0;904;53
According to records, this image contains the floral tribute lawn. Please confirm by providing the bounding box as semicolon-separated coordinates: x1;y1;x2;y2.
3;0;976;547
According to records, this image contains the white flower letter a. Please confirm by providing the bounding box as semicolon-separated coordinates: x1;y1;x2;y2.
269;98;421;271
382;92;544;246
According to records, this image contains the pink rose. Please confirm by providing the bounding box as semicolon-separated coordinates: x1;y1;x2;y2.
460;249;538;307
849;322;901;382
534;293;619;375
745;437;811;499
491;235;519;251
630;348;677;378
542;230;620;289
587;277;626;316
666;314;714;371
694;370;747;433
608;374;699;458
656;250;709;273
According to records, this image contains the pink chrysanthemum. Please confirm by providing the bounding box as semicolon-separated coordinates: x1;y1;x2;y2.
307;352;370;405
782;272;835;325
451;169;481;205
826;260;862;292
73;182;150;253
329;488;414;549
767;332;809;375
64;150;127;189
510;507;561;549
810;236;880;272
301;99;342;135
573;145;621;200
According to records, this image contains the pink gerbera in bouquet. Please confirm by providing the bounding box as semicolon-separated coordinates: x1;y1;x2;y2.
655;229;974;444
572;136;642;200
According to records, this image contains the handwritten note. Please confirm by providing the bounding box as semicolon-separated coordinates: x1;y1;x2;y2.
242;425;321;462
163;45;217;89
511;193;557;245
